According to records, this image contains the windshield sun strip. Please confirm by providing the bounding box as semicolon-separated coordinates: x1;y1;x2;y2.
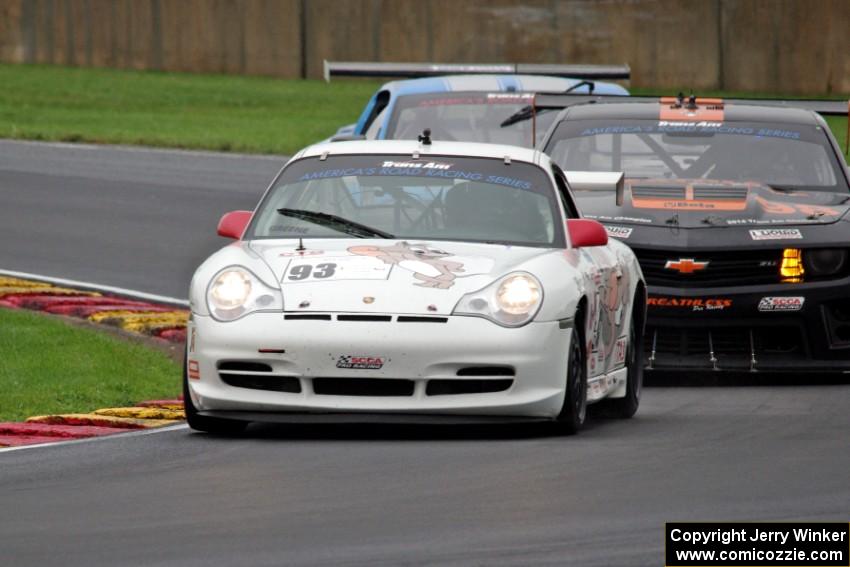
244;154;566;248
545;119;849;192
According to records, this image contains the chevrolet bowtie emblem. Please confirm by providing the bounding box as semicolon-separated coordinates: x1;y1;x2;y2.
664;258;709;274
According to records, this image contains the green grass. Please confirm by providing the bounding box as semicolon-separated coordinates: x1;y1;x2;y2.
0;63;380;154
0;63;847;155
0;308;181;422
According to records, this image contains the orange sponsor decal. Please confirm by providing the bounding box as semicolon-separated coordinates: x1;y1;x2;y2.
647;297;733;310
753;195;839;217
753;195;796;214
659;96;725;122
631;197;747;211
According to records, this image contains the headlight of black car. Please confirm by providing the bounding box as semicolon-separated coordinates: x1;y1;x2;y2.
804;249;847;277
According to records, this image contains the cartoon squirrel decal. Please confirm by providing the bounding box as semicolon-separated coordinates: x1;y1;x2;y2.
348;242;465;289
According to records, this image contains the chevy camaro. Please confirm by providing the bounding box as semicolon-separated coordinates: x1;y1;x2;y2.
185;139;645;434
539;95;850;371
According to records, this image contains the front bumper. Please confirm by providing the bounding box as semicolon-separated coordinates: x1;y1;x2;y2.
644;279;850;371
187;313;572;419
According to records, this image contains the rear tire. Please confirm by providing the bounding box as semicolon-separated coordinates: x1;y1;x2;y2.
556;325;588;434
183;358;248;435
598;312;644;419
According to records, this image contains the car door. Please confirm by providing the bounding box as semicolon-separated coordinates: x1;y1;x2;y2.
554;167;627;377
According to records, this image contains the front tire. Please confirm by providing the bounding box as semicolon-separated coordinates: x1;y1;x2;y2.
556;325;588;434
183;358;248;435
598;312;644;419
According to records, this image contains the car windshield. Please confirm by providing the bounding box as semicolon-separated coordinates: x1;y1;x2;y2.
545;119;848;192
249;154;563;247
383;93;559;147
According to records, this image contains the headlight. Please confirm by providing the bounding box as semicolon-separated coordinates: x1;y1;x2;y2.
453;272;543;327
210;270;252;309
496;274;542;315
780;248;804;283
206;267;283;321
804;249;847;277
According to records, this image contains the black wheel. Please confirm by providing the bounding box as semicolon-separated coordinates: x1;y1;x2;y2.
183;358;247;435
597;311;644;419
556;325;588;434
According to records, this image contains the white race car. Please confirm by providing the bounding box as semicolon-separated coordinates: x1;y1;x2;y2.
185;139;646;434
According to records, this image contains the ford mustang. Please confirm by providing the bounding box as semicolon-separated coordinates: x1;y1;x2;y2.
538;94;850;372
185;139;645;434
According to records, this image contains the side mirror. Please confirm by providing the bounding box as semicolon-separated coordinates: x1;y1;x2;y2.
564;171;625;206
217;210;252;239
567;219;609;248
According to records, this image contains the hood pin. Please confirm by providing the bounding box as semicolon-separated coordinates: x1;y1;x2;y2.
363;296;375;304
299;300;310;308
427;304;438;312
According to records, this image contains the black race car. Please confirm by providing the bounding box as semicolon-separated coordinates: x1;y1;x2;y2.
538;95;850;371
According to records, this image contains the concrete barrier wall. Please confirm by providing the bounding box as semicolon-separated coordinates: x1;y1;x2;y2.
301;0;722;90
720;0;850;93
0;0;847;94
2;0;302;76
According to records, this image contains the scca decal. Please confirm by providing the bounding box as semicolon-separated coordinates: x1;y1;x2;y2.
647;297;732;311
336;355;386;370
758;296;805;312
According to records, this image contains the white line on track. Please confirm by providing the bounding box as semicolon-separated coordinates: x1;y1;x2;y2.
0;423;190;454
0;268;189;307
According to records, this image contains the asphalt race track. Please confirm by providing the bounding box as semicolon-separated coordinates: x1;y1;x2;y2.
1;141;849;566
0;140;283;298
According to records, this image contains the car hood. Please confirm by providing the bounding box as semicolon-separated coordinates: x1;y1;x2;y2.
249;239;551;315
575;179;850;229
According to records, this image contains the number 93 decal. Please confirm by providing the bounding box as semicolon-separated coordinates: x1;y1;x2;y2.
281;256;393;283
287;262;337;281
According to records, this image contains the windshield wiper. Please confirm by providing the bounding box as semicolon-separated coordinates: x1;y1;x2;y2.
276;208;394;239
501;106;543;128
499;81;595;128
564;80;595;95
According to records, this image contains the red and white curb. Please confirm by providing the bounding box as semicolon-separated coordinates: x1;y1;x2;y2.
0;269;189;448
0;398;185;449
0;269;188;342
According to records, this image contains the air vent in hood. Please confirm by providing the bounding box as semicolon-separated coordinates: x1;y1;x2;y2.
631;185;687;199
692;184;748;200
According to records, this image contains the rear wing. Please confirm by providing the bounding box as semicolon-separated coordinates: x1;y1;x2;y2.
564;171;625;206
323;61;631;82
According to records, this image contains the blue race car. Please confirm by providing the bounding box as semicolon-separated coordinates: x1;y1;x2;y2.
325;61;630;147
